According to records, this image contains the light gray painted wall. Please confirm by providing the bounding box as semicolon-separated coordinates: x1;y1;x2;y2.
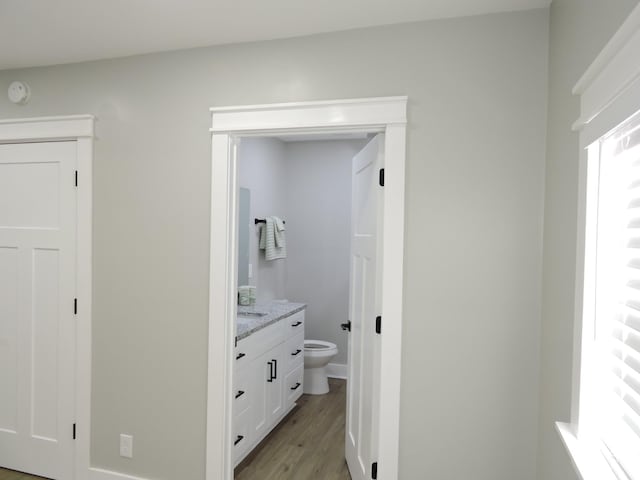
284;139;366;366
537;1;639;479
0;9;549;480
238;137;288;303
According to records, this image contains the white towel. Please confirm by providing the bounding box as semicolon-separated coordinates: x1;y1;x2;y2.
259;216;287;260
274;216;286;248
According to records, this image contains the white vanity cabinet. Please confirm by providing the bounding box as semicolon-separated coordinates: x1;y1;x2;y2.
233;308;305;466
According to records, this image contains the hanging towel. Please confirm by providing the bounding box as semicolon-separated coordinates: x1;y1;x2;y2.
273;216;286;248
259;216;287;260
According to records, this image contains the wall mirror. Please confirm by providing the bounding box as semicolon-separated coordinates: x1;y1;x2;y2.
237;187;250;286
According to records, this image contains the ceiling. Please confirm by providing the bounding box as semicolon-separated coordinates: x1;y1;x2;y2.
0;0;550;71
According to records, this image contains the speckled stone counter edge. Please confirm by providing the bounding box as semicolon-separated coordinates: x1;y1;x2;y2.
236;302;306;340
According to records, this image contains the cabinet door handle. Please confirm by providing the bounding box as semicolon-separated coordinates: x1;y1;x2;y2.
273;359;278;379
290;382;301;391
291;349;302;356
236;352;246;360
267;361;273;382
292;321;302;327
235;390;245;399
234;435;244;446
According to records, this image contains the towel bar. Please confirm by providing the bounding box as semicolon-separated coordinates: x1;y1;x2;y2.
254;218;285;224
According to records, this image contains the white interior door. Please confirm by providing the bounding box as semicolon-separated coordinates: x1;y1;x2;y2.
0;142;77;479
345;135;383;480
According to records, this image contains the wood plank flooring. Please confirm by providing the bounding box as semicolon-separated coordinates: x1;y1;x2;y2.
0;468;46;480
235;378;351;480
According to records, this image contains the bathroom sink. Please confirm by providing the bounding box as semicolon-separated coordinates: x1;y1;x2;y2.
237;311;268;336
237;311;267;318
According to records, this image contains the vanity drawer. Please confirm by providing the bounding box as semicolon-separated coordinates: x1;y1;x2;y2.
284;333;304;372
233;407;252;464
234;330;258;366
234;343;252;369
235;319;286;364
286;310;305;336
285;363;304;408
233;367;251;415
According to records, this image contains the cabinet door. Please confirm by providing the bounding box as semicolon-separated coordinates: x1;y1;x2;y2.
266;346;284;423
252;351;270;441
251;343;287;444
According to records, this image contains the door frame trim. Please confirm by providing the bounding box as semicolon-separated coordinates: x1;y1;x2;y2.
0;114;94;480
206;97;407;480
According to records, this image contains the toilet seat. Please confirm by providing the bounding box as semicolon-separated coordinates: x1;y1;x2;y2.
304;340;337;352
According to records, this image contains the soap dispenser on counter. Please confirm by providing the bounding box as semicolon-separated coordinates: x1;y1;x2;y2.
238;285;256;306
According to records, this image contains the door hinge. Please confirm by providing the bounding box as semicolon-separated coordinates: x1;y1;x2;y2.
372;462;378;479
74;298;78;315
74;170;78;187
379;168;385;187
73;423;76;440
375;316;382;334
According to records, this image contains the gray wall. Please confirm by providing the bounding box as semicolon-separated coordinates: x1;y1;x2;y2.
238;137;288;303
537;1;639;479
285;139;366;366
239;137;366;366
0;9;549;480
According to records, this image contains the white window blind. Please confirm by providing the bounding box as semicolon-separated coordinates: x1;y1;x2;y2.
591;110;640;480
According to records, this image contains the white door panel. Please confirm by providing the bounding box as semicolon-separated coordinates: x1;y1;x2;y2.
0;142;77;479
346;135;383;480
0;246;19;433
0;160;60;228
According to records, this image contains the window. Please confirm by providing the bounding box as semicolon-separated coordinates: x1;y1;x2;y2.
580;110;640;480
559;5;640;479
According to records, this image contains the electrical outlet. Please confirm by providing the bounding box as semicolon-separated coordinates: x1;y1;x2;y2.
120;434;133;458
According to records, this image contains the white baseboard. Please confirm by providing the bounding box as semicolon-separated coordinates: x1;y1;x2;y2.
89;467;153;480
326;362;348;379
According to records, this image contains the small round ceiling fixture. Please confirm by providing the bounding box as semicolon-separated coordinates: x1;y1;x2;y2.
8;81;31;104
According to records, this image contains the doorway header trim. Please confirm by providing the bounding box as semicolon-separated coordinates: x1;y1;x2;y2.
0;114;94;142
210;96;407;133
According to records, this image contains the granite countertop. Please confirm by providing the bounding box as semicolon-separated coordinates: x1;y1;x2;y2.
236;301;306;341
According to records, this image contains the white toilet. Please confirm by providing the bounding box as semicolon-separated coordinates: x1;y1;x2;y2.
303;340;338;395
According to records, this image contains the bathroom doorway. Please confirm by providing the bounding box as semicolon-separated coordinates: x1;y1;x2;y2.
207;97;407;480
230;133;381;479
